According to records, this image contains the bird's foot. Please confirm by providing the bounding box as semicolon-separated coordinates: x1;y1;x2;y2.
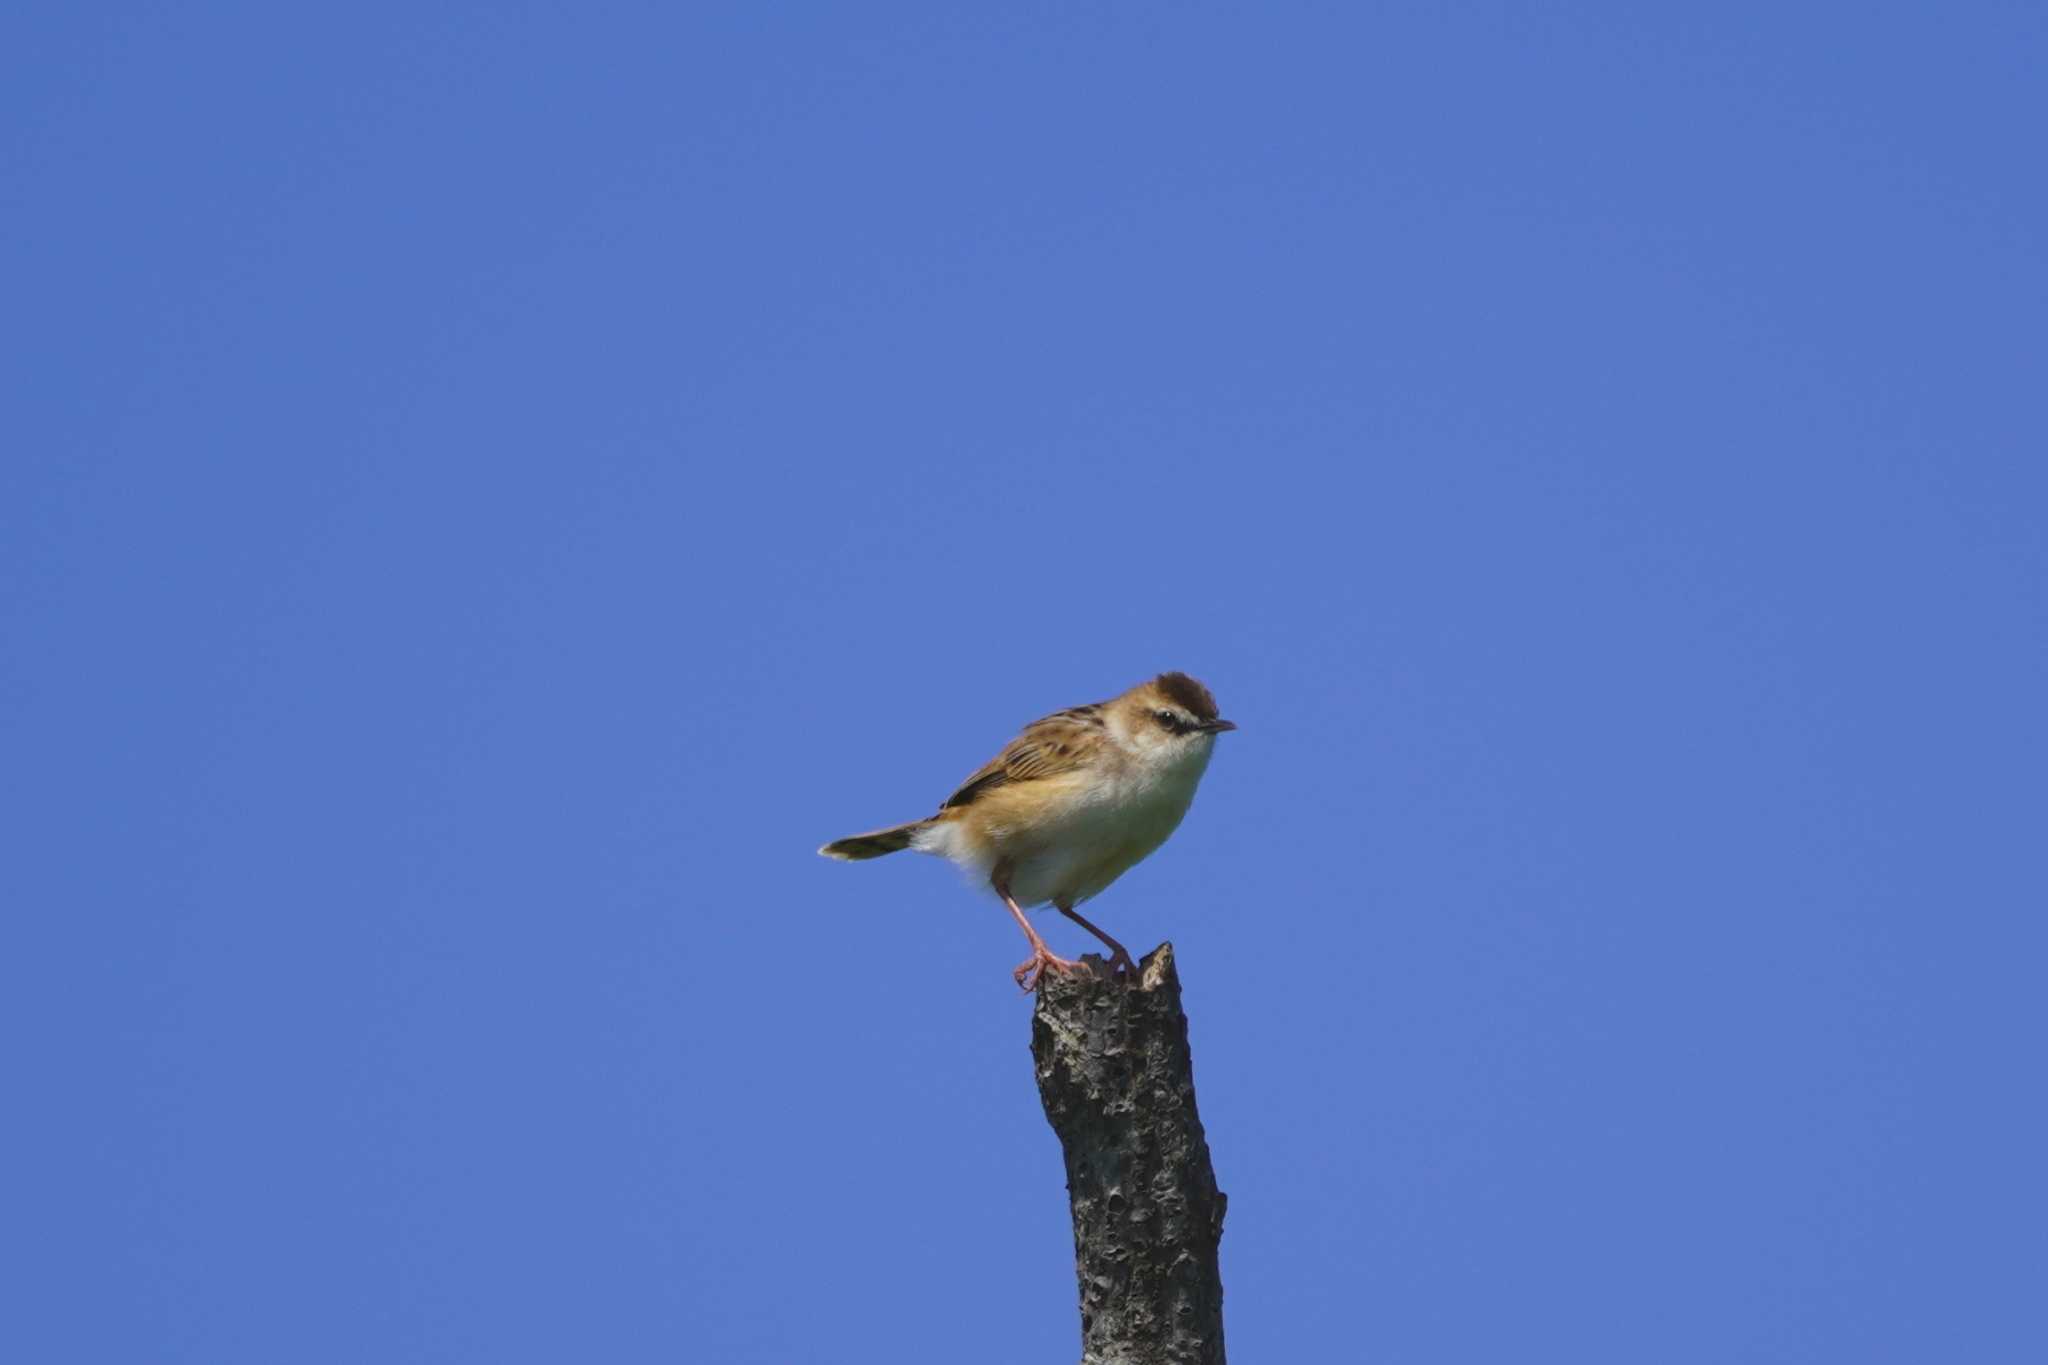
1013;946;1081;993
1107;947;1139;979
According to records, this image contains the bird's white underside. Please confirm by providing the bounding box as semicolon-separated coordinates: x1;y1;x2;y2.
912;736;1215;908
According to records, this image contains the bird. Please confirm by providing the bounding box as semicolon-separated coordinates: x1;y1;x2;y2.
819;672;1235;990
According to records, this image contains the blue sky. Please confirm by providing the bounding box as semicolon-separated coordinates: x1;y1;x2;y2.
6;4;2044;1361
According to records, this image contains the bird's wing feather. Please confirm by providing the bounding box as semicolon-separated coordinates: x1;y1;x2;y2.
940;706;1104;810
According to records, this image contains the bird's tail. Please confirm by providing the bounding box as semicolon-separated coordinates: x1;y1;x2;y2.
818;818;933;861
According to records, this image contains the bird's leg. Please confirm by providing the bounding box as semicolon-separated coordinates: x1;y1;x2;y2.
1056;902;1138;978
993;870;1078;992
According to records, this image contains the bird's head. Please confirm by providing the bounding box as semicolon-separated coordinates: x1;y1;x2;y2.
1108;671;1236;767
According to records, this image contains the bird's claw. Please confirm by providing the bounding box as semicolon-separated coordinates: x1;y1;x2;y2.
1013;947;1081;993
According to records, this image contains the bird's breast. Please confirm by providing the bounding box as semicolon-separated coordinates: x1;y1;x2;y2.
991;754;1208;906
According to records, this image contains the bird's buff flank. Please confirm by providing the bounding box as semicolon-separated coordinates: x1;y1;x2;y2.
820;672;1235;990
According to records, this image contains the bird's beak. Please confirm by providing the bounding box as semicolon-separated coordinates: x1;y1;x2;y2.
1198;718;1237;734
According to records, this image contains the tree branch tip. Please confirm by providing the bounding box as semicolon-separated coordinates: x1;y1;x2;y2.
1038;943;1181;1007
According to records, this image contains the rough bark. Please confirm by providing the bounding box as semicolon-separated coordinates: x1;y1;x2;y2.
1031;943;1227;1365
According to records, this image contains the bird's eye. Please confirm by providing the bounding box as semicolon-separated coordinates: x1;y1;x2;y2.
1154;709;1180;731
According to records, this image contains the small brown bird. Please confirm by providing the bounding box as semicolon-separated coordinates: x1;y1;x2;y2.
820;672;1235;989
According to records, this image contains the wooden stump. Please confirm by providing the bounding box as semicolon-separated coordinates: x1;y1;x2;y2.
1032;943;1228;1365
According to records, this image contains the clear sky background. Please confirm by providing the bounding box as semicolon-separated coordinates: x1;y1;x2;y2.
6;4;2044;1362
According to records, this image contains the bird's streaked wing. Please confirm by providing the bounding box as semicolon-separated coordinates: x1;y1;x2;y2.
940;705;1106;810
